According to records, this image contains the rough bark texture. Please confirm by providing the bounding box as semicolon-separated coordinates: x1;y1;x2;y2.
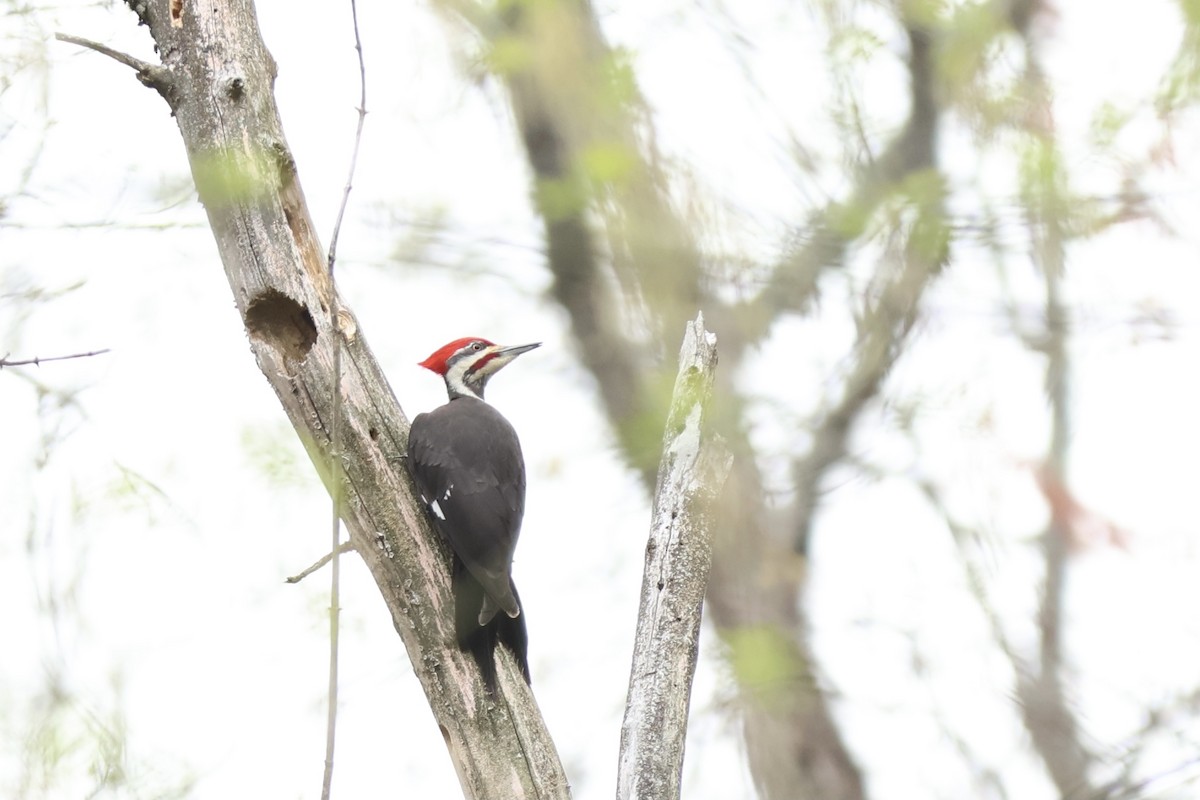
93;1;570;797
617;316;732;800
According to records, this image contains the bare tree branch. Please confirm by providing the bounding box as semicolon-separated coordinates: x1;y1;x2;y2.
1003;1;1095;789
0;348;111;369
285;541;356;585
728;25;939;353
54;32;155;73
1016;165;1095;797
54;33;174;103
791;165;948;553
618;315;732;800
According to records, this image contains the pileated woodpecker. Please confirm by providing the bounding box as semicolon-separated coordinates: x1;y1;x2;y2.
407;337;540;690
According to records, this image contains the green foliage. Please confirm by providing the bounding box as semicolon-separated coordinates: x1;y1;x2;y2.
8;673;196;800
533;174;588;220
105;463;172;519
1017;135;1069;218
935;1;1027;138
1157;18;1200;115
900;169;949;259
831;169;948;262
899;0;948;29
723;625;804;701
1089;101;1135;150
595;48;639;114
828;24;886;66
938;2;1007;92
191;147;277;206
485;34;534;75
579;141;637;184
828;195;874;242
615;366;680;477
493;0;552;14
242;422;311;489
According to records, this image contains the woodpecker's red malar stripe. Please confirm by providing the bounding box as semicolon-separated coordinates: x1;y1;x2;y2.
465;350;502;375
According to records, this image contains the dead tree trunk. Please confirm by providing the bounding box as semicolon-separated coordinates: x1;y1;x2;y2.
60;1;568;797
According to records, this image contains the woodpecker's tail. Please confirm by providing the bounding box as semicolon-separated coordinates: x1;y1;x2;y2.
453;557;530;691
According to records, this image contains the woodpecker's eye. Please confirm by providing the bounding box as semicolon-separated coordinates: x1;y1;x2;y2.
472;342;483;351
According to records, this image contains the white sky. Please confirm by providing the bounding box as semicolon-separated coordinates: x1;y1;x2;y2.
3;0;1200;798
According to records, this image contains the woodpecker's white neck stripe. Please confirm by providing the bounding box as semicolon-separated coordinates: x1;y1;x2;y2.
444;356;483;400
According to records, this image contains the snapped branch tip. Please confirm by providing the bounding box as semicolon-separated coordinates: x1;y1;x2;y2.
55;33;173;101
55;33;153;72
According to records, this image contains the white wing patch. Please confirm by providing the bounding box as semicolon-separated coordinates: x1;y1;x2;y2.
444;483;454;500
429;499;446;521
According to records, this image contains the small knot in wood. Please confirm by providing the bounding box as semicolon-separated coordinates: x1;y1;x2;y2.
225;75;245;101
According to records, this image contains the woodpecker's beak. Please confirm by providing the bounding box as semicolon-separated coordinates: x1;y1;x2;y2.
494;342;541;358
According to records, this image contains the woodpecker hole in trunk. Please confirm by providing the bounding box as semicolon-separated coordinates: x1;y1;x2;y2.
245;289;317;363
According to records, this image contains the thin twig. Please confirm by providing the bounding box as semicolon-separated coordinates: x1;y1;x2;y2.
54;33;173;101
321;2;368;798
54;33;155;72
325;10;368;271
285;541;356;584
0;348;111;369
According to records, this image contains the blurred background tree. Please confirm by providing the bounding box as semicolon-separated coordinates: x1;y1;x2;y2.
5;0;1200;798
421;1;1200;797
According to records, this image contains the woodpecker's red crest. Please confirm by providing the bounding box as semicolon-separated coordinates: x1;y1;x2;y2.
417;337;492;374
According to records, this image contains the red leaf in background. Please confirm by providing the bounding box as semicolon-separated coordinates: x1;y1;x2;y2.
1034;465;1131;552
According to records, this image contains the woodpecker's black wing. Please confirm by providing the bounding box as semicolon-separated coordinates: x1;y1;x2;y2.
407;396;530;688
408;397;525;615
